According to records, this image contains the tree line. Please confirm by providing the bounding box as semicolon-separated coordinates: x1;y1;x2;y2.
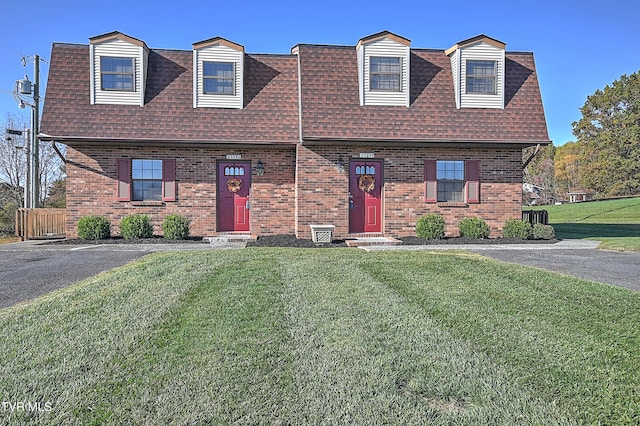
524;70;640;204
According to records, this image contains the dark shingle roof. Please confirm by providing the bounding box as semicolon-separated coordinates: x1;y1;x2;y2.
40;44;300;143
41;38;550;145
297;44;549;143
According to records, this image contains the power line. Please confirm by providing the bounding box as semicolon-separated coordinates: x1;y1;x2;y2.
0;43;22;56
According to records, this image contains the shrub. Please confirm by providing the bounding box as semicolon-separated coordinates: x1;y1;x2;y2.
77;215;111;240
415;214;446;240
162;214;190;239
532;223;556;240
458;217;490;239
502;218;532;240
119;214;153;239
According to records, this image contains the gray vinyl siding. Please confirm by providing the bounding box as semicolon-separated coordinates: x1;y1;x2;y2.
91;39;145;106
193;44;243;109
358;38;410;107
459;42;504;109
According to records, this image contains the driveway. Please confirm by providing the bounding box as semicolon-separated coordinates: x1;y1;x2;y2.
363;240;640;292
2;239;638;310
0;240;242;309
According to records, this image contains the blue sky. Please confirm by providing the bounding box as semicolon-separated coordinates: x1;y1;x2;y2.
1;0;638;145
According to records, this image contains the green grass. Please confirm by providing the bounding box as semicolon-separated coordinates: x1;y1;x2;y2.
530;197;640;251
1;249;639;425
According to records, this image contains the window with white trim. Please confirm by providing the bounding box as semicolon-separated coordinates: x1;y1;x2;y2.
370;57;401;92
466;60;496;94
132;159;162;201
101;57;134;91
203;62;234;95
436;161;464;202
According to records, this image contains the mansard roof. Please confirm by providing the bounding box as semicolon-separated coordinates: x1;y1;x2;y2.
40;33;550;145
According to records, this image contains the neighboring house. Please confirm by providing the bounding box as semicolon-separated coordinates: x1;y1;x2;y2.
568;191;594;203
40;30;550;239
522;183;543;205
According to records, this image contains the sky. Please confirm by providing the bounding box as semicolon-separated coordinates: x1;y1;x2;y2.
1;0;638;146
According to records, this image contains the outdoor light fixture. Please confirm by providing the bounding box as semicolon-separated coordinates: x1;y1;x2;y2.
336;155;345;173
255;160;264;176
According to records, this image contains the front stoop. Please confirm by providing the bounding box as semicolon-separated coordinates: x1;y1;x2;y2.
205;234;257;243
345;237;402;247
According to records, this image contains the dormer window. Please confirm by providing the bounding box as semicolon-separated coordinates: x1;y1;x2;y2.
89;31;148;106
356;31;410;107
192;37;244;109
370;57;401;92
100;57;134;91
203;62;234;95
446;35;505;109
466;60;496;94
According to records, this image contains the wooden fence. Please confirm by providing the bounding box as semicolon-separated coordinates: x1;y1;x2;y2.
15;208;66;240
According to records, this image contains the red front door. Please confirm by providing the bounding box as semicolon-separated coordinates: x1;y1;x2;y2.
218;162;250;232
349;160;382;233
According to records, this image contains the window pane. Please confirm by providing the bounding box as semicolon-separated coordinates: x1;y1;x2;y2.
371;57;400;73
466;60;495;94
101;57;134;91
204;78;233;94
101;57;133;73
371;75;400;91
204;62;233;77
370;57;402;91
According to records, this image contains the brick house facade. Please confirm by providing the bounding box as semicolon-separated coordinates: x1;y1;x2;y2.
40;31;550;239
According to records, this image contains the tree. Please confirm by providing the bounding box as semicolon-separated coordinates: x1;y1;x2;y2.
554;141;584;198
0;114;28;207
523;144;557;204
0;112;66;207
572;71;640;197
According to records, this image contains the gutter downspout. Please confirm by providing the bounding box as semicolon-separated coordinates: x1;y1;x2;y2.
522;143;541;169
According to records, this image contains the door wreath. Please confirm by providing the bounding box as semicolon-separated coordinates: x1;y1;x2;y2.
227;178;242;193
358;174;375;193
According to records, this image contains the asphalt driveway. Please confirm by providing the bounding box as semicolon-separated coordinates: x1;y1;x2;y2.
364;240;640;292
471;248;640;292
0;240;241;309
1;239;638;310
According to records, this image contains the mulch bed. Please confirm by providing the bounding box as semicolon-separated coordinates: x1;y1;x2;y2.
400;236;558;245
47;236;207;245
47;234;557;247
246;234;348;248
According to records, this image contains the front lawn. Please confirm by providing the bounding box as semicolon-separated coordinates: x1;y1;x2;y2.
1;249;638;424
531;197;640;251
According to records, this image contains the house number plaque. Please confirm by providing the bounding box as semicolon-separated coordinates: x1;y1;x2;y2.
226;154;241;160
359;153;374;158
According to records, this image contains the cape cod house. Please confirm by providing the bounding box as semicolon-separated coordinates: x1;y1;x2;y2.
40;31;550;239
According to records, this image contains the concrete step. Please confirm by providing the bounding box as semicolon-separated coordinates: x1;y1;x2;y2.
345;237;402;247
205;235;257;243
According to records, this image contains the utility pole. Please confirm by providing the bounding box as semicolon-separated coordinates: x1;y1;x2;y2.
30;54;40;208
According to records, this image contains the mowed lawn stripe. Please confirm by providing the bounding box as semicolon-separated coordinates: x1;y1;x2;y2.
279;249;574;425
0;252;227;425
364;250;640;425
1;249;638;425
81;252;296;424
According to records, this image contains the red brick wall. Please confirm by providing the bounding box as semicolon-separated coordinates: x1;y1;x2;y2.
65;144;296;238
66;142;522;239
296;145;523;239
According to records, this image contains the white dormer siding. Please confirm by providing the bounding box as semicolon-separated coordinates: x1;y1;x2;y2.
193;38;244;109
89;32;148;106
357;32;410;107
446;36;505;109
